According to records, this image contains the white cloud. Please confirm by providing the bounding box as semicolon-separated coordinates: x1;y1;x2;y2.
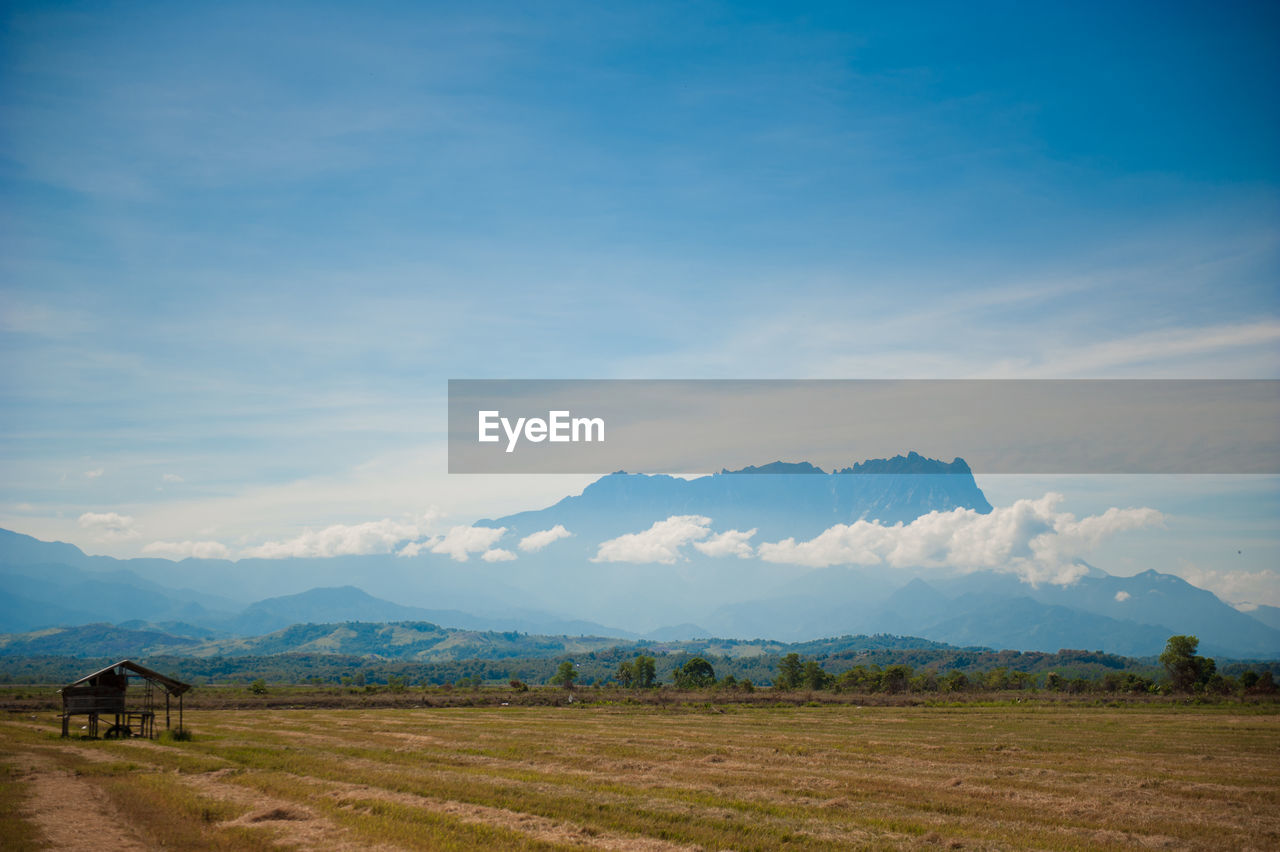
1114;590;1131;602
757;494;1163;586
415;525;507;562
242;518;425;559
77;511;138;540
758;522;893;569
592;515;712;564
1177;565;1280;608
693;528;757;558
142;539;231;560
481;548;517;562
395;539;432;558
83;468;104;479
519;524;573;552
161;473;184;483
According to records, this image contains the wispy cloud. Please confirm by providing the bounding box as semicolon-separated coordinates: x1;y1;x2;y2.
83;468;104;479
242;517;426;559
992;320;1280;378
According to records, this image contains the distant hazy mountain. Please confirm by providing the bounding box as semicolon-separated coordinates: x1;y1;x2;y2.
2;453;1277;659
643;623;715;641
485;451;992;542
0;534;240;633
1016;569;1280;659
922;596;1173;657
225;586;637;639
1245;605;1280;632
226;586;475;636
703;569;1280;658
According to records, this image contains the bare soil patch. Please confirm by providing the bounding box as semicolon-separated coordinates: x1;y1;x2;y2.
10;749;148;852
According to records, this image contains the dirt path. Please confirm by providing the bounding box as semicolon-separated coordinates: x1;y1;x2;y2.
8;748;149;852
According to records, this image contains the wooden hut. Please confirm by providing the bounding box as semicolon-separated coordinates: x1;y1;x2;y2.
60;659;191;739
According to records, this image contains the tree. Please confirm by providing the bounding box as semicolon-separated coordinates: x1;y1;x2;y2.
633;655;657;688
941;670;969;693
837;665;877;693
674;657;716;689
1160;635;1214;693
615;655;656;688
880;664;912;694
615;660;634;688
801;660;832;690
776;653;803;690
550;660;578;690
249;679;267;695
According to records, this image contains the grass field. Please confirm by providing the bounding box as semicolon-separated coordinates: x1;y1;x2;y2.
2;704;1277;850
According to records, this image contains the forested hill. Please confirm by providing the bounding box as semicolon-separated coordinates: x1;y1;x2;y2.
0;620;958;662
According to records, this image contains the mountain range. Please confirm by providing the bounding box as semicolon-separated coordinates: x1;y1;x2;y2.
2;453;1277;660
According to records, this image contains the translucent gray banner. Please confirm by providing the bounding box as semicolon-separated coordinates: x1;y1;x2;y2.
447;380;1280;474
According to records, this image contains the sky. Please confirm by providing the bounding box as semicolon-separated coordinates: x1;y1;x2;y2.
2;2;1278;604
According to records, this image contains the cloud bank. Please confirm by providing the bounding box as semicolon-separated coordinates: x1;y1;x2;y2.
757;494;1162;585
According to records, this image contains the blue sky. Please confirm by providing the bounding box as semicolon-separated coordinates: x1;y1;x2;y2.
2;2;1278;602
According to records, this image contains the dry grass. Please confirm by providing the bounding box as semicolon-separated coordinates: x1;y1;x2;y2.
2;704;1277;850
0;757;44;851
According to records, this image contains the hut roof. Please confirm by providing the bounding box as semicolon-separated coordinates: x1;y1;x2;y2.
62;659;191;696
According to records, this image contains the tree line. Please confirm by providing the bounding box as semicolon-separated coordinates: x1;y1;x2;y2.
544;636;1277;697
